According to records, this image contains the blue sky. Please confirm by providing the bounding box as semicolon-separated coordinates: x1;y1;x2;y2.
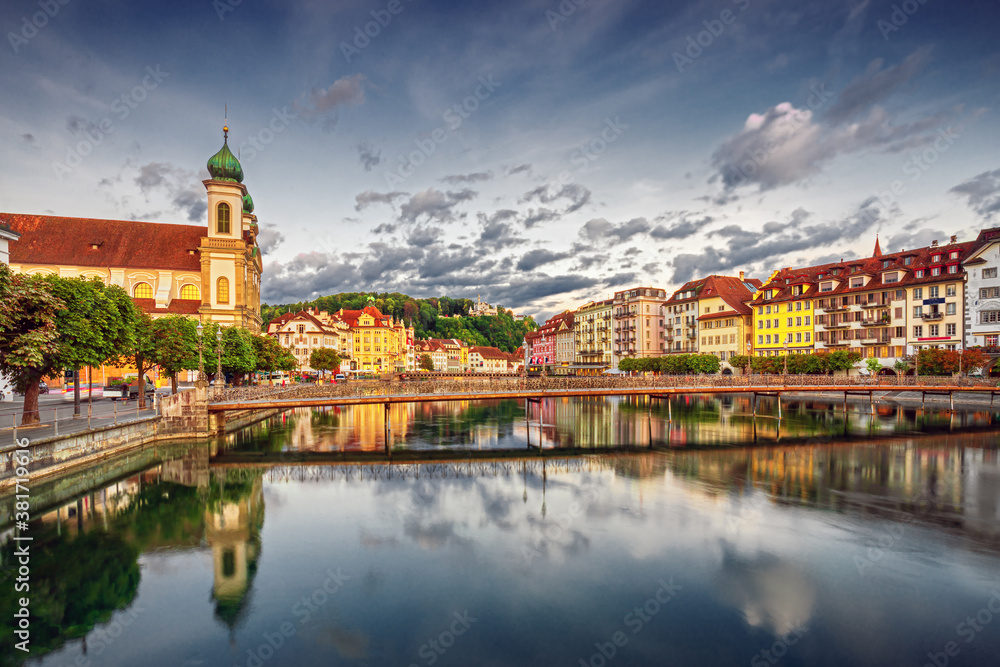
2;0;999;320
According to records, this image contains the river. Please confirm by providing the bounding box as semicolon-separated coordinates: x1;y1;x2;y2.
2;394;999;666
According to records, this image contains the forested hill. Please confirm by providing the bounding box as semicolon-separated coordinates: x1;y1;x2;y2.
261;292;538;353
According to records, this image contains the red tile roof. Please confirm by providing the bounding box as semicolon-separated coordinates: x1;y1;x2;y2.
752;240;974;305
3;213;205;271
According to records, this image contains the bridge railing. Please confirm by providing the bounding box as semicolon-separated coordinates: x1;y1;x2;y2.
210;374;998;403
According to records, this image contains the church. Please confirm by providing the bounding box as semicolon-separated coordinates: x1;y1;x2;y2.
1;126;263;332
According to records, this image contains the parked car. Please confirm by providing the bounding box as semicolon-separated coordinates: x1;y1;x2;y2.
335;373;346;381
0;373;12;402
38;380;49;394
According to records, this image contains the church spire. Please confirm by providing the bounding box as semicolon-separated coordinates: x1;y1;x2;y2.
873;235;882;257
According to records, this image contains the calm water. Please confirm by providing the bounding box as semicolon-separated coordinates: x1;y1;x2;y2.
3;395;1000;667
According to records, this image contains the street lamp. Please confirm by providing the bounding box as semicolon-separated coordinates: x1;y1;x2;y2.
746;342;752;380
196;321;206;383
783;343;789;376
216;328;223;387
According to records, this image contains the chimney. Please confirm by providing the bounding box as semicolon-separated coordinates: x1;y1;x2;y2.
931;240;938;247
950;235;957;243
739;270;745;281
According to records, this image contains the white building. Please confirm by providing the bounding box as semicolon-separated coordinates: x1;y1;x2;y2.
0;223;19;265
963;227;1000;349
267;308;351;373
468;295;498;317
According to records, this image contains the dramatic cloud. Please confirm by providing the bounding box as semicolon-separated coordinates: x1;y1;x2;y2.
257;223;286;253
950;168;1000;220
522;208;560;229
293;74;366;122
710;49;958;193
579;217;650;245
824;47;931;125
441;171;493;184
132;161;206;222
649;214;709;240
506;164;532;177
399;188;476;223
355;190;407;211
356;141;383;172
668;203;884;283
516;248;571;272
520;183;591;214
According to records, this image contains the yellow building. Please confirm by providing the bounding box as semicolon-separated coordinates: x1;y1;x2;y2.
339;299;412;373
574;298;613;371
750;270;817;357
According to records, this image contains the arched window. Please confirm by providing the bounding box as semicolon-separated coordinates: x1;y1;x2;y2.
179;284;200;300
217;202;231;234
217;276;230;304
133;282;153;299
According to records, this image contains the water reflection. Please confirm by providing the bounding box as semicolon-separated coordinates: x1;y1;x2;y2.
223;393;1000;456
1;411;999;666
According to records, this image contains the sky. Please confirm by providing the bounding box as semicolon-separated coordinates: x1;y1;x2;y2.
2;0;999;322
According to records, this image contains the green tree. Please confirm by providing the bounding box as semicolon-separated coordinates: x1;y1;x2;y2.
0;269;138;424
419;353;434;371
252;334;297;377
114;312;156;408
728;355;751;373
150;315;199;393
689;354;721;374
310;347;342;380
865;356;883;376
894;359;909;376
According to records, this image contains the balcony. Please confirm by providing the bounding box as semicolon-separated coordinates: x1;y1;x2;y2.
861;300;890;308
920;312;944;321
860;338;889;345
860;319;888;327
823;322;850;330
686;332;697;339
821;305;848;313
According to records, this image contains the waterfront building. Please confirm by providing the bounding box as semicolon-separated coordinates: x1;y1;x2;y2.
553;312;576;375
962;228;1000;350
469;346;509;373
266;308;351;373
612;286;669;368
901;236;971;356
692;274;761;371
574;299;614;372
751;236;973;372
2;127;263;332
338;300;412;373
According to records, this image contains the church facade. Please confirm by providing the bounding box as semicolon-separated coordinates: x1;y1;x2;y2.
2;126;263;332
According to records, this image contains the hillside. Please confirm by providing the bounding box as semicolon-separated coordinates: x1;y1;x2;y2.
261;292;538;353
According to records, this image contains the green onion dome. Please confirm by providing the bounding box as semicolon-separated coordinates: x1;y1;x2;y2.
207;126;244;183
242;192;254;214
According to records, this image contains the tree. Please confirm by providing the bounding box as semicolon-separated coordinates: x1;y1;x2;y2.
151;315;199;393
310;347;341;380
0;269;138;425
0;265;62;425
689;354;721;374
114;311;156;408
865;356;883;376
419;353;434;371
960;347;990;376
894;359;909;376
253;334;297;378
728;355;751;374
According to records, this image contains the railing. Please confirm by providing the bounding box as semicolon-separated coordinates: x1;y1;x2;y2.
209;374;1000;404
1;397;158;445
860;320;889;327
920;312;944;321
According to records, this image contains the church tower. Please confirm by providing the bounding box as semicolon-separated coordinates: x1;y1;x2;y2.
200;125;263;332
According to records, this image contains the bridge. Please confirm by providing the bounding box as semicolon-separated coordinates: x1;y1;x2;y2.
208;376;1000;414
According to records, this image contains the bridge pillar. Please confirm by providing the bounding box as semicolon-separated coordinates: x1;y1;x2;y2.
950;392;954;412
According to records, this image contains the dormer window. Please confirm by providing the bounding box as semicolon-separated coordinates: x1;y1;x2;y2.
850;277;864;288
916;269;924;278
820;281;834;292
904;256;912;265
883;272;899;284
932;254;941;263
882;259;890;268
